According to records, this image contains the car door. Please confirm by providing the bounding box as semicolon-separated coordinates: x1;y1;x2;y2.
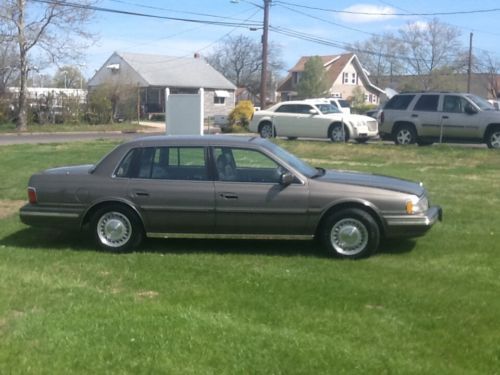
212;146;309;235
121;146;215;234
273;104;314;137
441;95;480;139
411;94;441;137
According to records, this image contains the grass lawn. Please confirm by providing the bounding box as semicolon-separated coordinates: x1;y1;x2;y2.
0;139;499;374
0;122;149;134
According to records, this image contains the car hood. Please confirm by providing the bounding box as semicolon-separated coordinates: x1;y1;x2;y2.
316;170;425;196
42;164;95;175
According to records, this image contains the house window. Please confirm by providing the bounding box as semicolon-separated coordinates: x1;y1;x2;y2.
343;72;349;84
214;90;230;105
293;72;302;84
351;73;357;84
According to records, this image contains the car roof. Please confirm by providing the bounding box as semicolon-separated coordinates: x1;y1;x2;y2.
123;135;266;148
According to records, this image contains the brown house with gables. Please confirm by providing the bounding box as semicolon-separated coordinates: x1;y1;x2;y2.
278;53;384;104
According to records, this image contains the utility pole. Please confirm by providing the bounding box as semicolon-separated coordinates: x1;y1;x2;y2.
260;0;270;109
467;32;473;93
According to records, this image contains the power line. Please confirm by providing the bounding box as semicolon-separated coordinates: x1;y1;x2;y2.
274;0;500;17
31;0;262;28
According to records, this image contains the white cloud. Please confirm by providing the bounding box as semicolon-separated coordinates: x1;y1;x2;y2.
338;4;397;23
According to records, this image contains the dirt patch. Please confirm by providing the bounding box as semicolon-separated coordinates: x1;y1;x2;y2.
0;200;25;219
136;290;159;300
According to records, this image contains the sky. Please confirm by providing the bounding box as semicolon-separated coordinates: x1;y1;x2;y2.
75;0;500;79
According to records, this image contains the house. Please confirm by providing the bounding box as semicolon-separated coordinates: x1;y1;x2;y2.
278;53;384;105
87;52;236;119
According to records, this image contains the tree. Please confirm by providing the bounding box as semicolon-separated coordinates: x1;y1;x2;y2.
206;34;284;102
53;65;86;89
296;56;328;99
0;0;94;131
0;41;18;95
398;18;464;89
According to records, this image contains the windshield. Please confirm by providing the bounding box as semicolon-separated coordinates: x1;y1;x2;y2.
266;142;317;177
466;94;495;111
315;103;342;114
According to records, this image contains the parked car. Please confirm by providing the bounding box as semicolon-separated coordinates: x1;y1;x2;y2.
249;100;378;143
306;98;352;114
379;92;500;148
20;135;442;259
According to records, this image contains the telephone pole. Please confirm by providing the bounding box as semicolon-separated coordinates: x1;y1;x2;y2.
260;0;270;109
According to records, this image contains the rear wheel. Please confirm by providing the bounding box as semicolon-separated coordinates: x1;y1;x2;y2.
329;124;349;142
321;208;380;259
394;124;417;145
486;127;500;149
91;204;143;252
259;123;274;138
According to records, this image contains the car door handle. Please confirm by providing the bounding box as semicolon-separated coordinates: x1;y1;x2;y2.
411;114;419;118
442;115;449;119
133;191;150;197
220;193;238;200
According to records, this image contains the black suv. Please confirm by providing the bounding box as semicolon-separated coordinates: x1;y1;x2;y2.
379;92;500;148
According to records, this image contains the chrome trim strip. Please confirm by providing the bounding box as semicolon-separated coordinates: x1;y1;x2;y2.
147;233;314;240
20;211;79;218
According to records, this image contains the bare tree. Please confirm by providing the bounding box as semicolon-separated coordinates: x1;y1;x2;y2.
0;0;95;131
53;65;86;89
479;52;500;99
0;40;18;95
206;34;284;102
399;18;464;89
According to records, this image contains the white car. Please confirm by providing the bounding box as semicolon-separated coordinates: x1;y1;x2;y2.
249;100;378;142
306;98;351;114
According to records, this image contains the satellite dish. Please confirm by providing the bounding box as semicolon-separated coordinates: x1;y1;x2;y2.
385;88;398;99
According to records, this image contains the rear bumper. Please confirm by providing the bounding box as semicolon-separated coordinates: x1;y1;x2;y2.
19;204;82;229
383;206;443;238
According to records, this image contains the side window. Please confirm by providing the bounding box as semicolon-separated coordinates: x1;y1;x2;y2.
413;95;439;111
152;147;207;181
115;148;139;178
384;95;415;110
295;104;313;114
214;147;283;183
443;95;467;113
275;104;295;113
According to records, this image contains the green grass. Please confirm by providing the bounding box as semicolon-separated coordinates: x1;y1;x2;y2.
0;122;147;134
1;139;500;374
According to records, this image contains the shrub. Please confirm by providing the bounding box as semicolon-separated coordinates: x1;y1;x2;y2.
228;100;254;131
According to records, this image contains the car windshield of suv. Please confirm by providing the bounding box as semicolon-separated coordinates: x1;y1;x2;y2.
315;103;342;114
466;94;495;111
265;142;317;178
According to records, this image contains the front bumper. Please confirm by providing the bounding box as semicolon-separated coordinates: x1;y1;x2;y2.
383;206;443;238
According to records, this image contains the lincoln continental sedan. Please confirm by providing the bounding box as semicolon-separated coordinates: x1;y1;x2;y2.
20;136;442;259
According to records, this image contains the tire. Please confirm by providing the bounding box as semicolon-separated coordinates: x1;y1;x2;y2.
486;127;500;149
329;123;349;142
259;122;274;138
394;124;417;145
91;204;143;252
321;208;380;259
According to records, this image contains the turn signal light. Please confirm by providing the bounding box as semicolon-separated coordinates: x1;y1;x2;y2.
405;200;413;214
28;187;37;204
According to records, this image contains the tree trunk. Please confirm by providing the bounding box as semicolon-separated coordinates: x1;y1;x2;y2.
16;0;28;132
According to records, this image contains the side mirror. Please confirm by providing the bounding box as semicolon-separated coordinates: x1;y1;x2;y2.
309;109;318;115
279;172;294;186
465;103;478;115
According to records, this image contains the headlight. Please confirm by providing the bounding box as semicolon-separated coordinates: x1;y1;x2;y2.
406;195;429;214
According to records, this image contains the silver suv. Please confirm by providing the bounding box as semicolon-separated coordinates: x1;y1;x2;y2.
379;92;500;148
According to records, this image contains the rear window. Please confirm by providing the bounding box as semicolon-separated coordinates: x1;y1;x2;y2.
384;95;415;110
414;95;439;111
337;100;350;108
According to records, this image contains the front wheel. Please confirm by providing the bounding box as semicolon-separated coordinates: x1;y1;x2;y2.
329;124;349;142
91;205;143;252
259;123;274;138
321;208;380;259
394;124;417;145
486;128;500;149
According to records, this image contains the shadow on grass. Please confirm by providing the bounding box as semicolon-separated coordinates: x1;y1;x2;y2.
1;227;417;258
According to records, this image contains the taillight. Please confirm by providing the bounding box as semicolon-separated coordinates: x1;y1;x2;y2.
28;187;37;204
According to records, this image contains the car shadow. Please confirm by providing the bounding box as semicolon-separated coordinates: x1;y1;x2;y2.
1;228;416;258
